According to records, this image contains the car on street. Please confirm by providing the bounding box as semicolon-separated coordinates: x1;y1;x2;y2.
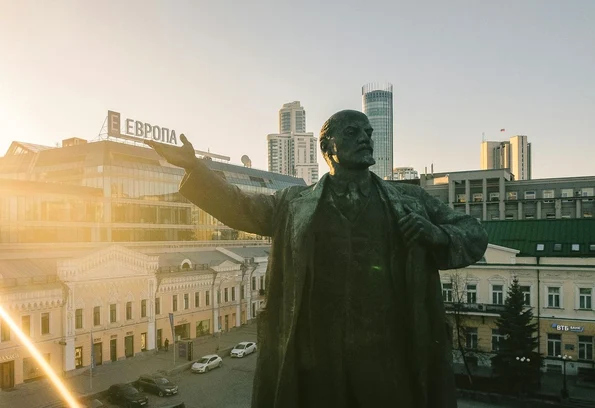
107;383;149;407
136;374;179;397
191;354;223;373
230;341;257;358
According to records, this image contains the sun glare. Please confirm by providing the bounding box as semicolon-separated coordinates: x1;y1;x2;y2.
0;306;81;408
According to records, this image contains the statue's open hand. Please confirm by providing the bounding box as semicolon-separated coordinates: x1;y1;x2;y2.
398;206;449;247
144;134;198;170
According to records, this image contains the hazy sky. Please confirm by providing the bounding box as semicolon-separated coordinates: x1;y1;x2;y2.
1;0;594;179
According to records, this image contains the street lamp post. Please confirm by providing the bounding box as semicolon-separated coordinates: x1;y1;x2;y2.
515;356;531;395
558;354;571;399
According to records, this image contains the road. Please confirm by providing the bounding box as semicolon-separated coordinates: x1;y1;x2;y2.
97;351;506;408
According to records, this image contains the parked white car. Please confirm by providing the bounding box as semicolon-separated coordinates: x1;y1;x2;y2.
230;342;257;358
191;354;222;373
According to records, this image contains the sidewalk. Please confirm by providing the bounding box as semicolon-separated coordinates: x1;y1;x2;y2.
454;363;595;404
0;323;257;408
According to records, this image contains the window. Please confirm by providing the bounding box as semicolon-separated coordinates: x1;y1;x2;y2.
126;302;132;320
579;288;592;310
505;213;514;220
521;286;531;306
465;328;478;350
110;304;117;323
466;284;477;304
224;288;229;303
561;213;572;219
590;244;595;252
524;191;536;200
572;244;580;252
581;187;594;198
543;190;555;199
489;192;500;201
172;295;178;312
578;336;593;360
525;213;535;219
240;285;245;300
75;308;83;329
553;243;562;252
195;292;200;308
547;333;562;357
155;298;161;315
41;313;50;335
0;321;10;341
456;194;467;203
536;244;545;251
141;299;147;318
507;191;518;200
251;277;257;290
22;315;30;337
231;287;236;302
548;287;561;308
75;347;83;369
260;276;265;290
492;329;504;351
205;290;210;306
93;306;101;326
472;193;483;202
585;212;593;219
561;188;573;200
442;283;453;302
217;290;221;304
492;284;504;305
184;293;189;310
546;213;556;219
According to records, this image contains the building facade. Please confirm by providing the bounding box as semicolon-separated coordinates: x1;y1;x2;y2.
392;167;419;181
362;82;394;180
0;244;268;389
421;169;594;221
480;135;532;180
442;219;595;377
267;101;318;185
0;139;306;245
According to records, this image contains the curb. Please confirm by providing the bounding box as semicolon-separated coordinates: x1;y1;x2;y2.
457;389;562;407
78;346;237;404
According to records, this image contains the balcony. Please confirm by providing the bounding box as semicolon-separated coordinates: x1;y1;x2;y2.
444;302;506;315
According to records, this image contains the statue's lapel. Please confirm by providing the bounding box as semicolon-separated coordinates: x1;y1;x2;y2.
372;173;427;219
289;173;328;249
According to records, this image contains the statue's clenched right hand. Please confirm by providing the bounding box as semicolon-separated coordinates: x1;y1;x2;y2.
145;134;198;170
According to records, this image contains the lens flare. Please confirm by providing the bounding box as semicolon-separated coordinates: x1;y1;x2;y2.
0;306;81;408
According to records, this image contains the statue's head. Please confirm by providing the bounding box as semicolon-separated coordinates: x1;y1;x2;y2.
319;110;375;170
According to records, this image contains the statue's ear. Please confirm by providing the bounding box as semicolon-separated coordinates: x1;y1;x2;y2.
320;139;328;155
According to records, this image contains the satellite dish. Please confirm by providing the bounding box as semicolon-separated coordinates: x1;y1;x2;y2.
241;155;252;168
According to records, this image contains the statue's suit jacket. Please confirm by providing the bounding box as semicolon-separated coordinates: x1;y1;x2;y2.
179;164;488;408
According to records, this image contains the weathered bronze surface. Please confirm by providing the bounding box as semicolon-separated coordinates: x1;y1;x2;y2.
147;110;488;408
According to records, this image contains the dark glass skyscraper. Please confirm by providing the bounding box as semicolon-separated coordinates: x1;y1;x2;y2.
362;83;394;180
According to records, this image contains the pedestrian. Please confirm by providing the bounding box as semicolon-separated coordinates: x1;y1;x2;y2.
164;338;169;351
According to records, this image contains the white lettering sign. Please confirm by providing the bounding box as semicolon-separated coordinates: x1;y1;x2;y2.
108;110;179;145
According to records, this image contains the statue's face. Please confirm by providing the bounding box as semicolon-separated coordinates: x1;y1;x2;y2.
328;113;375;169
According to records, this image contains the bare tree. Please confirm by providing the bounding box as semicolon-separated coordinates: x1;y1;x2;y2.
445;270;474;386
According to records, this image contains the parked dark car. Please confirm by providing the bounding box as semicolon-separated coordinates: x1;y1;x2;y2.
107;383;149;407
136;374;179;397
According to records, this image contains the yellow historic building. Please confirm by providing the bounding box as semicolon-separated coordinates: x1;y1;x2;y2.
0;244;268;388
442;219;595;377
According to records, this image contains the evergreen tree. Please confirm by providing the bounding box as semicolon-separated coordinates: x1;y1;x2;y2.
491;277;542;394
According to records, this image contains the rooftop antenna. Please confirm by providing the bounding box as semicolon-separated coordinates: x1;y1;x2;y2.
482;132;486;142
91;116;108;142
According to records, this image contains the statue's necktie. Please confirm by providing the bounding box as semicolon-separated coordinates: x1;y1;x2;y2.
344;182;362;221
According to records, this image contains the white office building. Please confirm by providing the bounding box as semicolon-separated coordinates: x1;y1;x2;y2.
267;101;318;185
